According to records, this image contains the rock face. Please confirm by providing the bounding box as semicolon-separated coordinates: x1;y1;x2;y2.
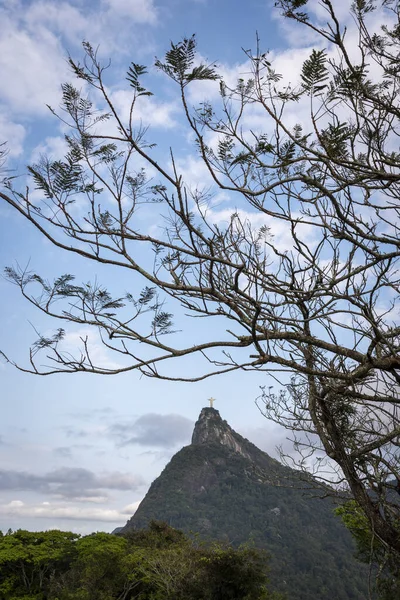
191;407;252;458
121;407;369;600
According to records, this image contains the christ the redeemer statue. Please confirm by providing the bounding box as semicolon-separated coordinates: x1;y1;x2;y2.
208;397;216;408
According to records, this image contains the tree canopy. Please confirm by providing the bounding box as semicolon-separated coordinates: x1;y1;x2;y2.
0;523;280;600
1;0;399;572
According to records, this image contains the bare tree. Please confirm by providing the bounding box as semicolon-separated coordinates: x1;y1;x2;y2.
1;0;399;560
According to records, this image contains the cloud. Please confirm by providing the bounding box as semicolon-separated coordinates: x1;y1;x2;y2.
0;467;144;500
59;328;124;372
241;425;296;460
109;89;179;130
23;1;97;47
53;447;73;459
0;499;139;522
0;114;25;158
30;135;69;164
120;501;141;515
64;428;90;439
103;0;158;23
0;7;68;117
175;155;214;190
110;413;193;448
187;55;251;104
307;0;353;23
0;0;160;130
206;207;317;254
68;406;117;421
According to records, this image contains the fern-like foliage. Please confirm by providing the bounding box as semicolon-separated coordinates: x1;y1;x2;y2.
275;0;309;21
217;137;235;162
137;287;157;305
152;311;174;335
61;84;92;121
27;165;54;199
126;63;153;97
49;160;83;196
186;64;219;83
91;143;121;164
68;58;94;84
319;122;351;159
32;329;65;354
330;65;378;101
156;35;196;82
277;140;296;169
301;49;329;95
155;35;218;87
27;134;103;200
67;41;96;83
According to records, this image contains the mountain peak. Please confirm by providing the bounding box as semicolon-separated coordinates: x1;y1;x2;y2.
191;407;251;457
191;407;221;444
120;406;369;599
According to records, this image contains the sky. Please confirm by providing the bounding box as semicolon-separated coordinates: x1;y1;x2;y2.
0;0;362;534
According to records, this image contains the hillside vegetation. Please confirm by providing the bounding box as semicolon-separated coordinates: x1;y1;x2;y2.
123;408;370;600
0;522;282;600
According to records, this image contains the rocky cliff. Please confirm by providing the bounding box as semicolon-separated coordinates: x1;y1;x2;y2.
191;407;252;458
120;407;369;600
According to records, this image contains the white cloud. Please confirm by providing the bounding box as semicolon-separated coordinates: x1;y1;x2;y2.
206;206;317;253
187;56;251;104
60;328;124;372
0;114;25;158
103;0;158;23
0;0;160;128
21;0;159;54
110;89;179;130
109;413;193;448
307;0;353;23
0;10;68;117
271;0;353;47
0;499;134;522
24;1;96;47
270;46;314;87
121;500;141;514
241;424;292;460
30;135;69;164
0;466;144;499
175;154;213;189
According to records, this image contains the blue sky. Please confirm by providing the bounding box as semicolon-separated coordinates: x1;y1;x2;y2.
0;0;358;533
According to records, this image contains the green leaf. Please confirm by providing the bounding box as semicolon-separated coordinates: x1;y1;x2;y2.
28;166;53;199
320;121;350;159
217;137;235;162
126;63;153;96
68;57;94;83
155;35;217;86
276;0;309;21
301;49;328;95
186;64;219;82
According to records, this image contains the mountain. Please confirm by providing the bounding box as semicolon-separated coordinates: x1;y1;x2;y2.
121;407;370;600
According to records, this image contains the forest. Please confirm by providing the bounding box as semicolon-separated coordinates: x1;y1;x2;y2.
0;522;283;600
